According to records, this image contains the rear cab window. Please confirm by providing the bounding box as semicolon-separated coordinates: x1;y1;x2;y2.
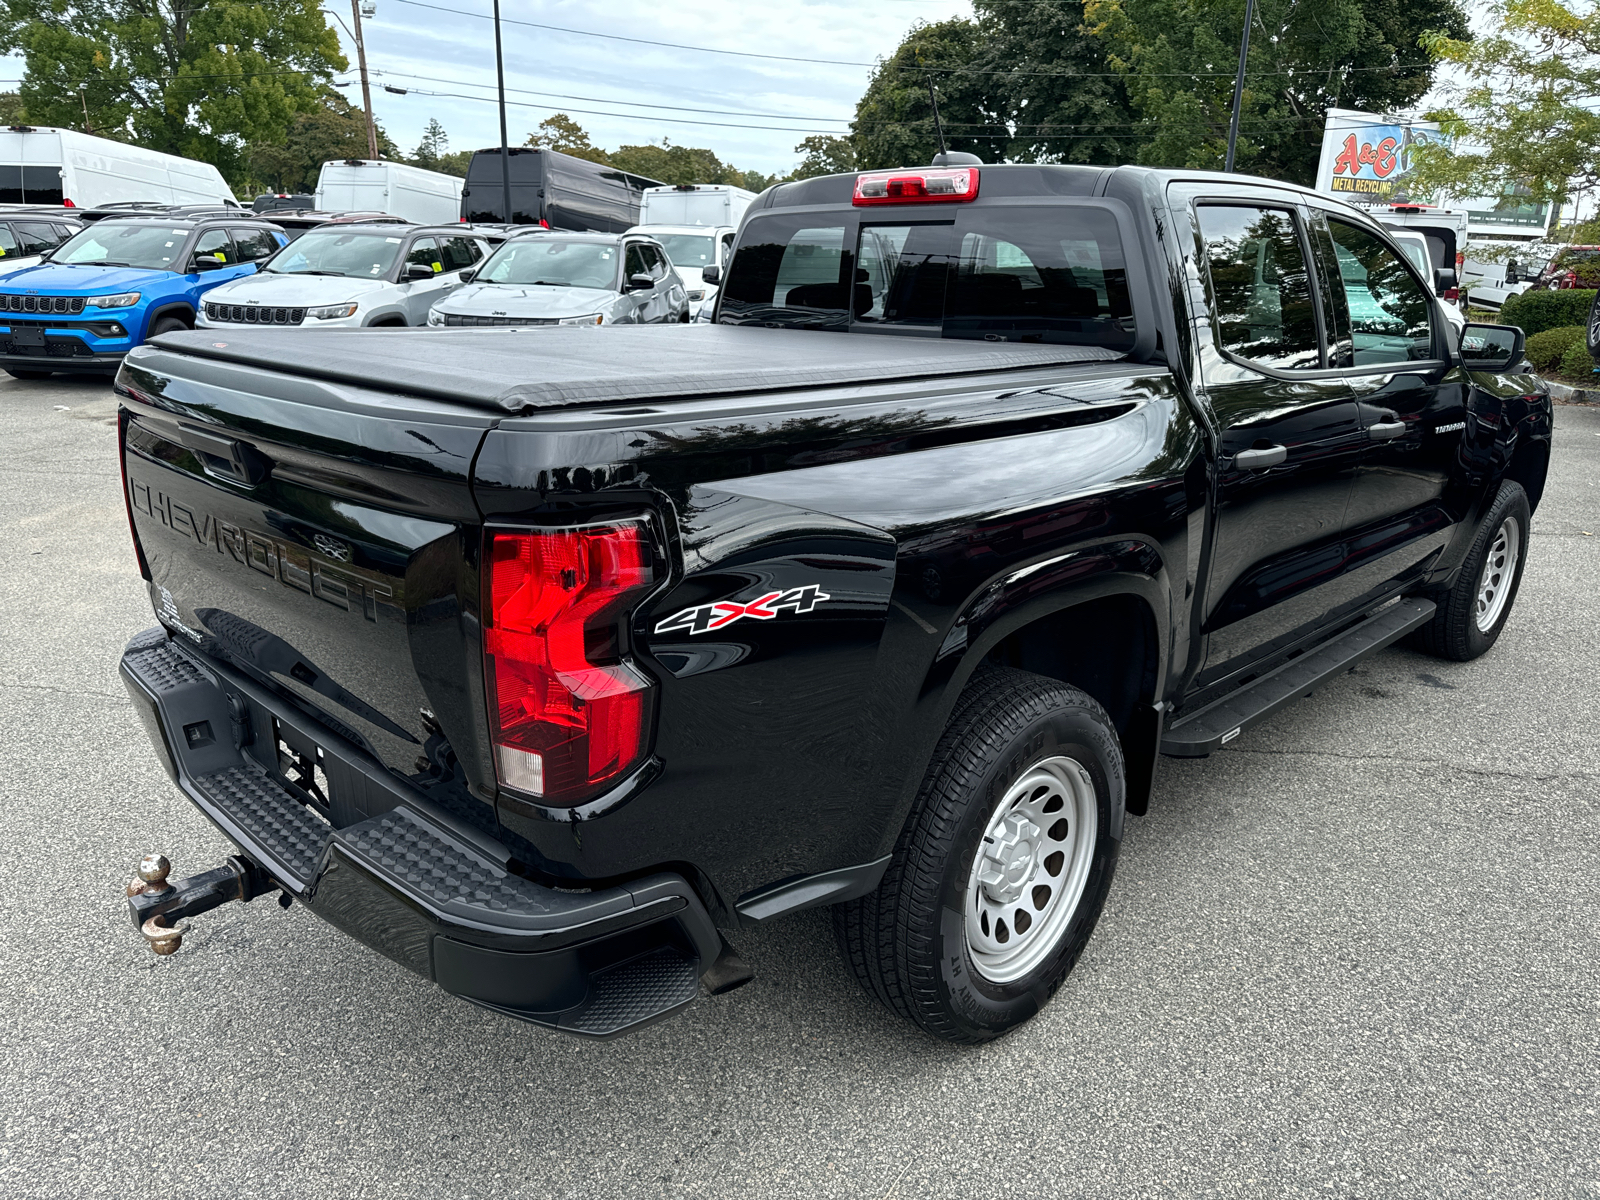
721;206;1136;349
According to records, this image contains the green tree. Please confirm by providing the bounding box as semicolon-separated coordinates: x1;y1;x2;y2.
1408;0;1600;206
0;0;347;192
789;134;856;180
413;117;449;170
250;90;398;194
0;93;23;124
851;18;1011;170
1085;0;1469;183
525;112;611;163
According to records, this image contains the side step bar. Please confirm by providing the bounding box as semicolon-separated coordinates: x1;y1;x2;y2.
1162;598;1436;757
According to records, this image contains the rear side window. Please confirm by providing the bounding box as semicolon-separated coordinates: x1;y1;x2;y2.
441;237;482;270
229;227;278;261
0;225;17;257
719;218;849;331
1195;205;1320;371
22;166;62;204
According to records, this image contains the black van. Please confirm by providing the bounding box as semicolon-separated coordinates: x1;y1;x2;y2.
460;147;661;231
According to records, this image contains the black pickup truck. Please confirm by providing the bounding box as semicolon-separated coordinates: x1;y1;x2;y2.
115;163;1551;1043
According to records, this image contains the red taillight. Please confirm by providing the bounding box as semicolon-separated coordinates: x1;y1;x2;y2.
853;167;979;206
482;523;655;803
1443;287;1459;300
62;197;74;208
538;218;550;229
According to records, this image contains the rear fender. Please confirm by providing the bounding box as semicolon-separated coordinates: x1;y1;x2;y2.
879;539;1170;853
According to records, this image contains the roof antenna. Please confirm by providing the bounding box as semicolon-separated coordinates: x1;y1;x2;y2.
927;75;950;162
926;74;983;167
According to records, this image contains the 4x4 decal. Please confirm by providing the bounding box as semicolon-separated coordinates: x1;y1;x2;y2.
654;585;832;636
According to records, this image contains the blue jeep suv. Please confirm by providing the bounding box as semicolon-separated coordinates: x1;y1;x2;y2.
0;210;287;379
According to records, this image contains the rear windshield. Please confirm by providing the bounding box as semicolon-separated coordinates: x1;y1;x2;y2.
263;230;404;278
479;239;619;289
54;223;191;270
719;206;1135;349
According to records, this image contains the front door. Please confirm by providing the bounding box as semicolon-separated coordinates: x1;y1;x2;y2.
1311;212;1466;555
1186;199;1369;684
400;236;446;324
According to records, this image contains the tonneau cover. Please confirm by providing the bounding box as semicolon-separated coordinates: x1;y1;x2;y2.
146;324;1123;414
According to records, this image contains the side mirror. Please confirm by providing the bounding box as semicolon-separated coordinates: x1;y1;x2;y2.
700;263;721;285
626;272;655;291
457;267;475;284
403;262;436;281
1434;267;1458;294
1459;322;1526;372
191;253;227;272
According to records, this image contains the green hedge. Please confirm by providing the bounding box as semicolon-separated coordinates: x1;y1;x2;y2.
1525;325;1587;371
1499;288;1597;336
1559;338;1596;380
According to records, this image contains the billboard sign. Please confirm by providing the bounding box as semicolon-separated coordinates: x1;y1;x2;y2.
1315;108;1451;206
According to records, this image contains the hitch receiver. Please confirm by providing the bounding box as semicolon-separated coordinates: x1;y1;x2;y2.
125;853;279;955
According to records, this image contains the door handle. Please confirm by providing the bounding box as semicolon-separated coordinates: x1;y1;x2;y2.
1368;420;1407;441
1234;444;1287;471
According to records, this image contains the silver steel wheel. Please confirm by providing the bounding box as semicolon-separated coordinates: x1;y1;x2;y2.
964;755;1098;985
1474;515;1521;633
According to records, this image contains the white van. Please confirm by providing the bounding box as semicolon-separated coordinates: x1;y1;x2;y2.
639;184;756;229
315;160;463;224
0;126;236;209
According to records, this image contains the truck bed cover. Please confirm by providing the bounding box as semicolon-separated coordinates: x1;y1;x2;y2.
146;325;1123;414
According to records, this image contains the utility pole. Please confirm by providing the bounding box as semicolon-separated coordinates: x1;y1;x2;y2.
350;0;379;159
77;82;92;136
493;0;512;222
1224;0;1257;173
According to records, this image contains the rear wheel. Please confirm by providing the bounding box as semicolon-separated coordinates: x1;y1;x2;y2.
1413;480;1531;661
835;667;1122;1043
5;368;52;380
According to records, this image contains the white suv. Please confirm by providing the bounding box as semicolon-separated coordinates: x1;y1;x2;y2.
196;223;491;329
629;223;736;320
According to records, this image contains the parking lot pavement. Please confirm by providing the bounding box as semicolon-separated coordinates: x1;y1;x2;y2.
0;372;1595;1200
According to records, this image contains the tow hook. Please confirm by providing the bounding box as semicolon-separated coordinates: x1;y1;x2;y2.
124;852;279;956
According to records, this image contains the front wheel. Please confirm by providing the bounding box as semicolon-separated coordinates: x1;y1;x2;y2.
1412;480;1531;661
148;314;190;339
835;667;1122;1043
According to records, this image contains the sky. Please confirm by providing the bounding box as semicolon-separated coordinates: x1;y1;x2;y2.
324;0;972;176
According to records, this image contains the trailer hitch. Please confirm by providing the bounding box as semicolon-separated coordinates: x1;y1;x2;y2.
124;853;280;955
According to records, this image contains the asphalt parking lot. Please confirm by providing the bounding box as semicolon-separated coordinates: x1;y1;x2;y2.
1;371;1596;1199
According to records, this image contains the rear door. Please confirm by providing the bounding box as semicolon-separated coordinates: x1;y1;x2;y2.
1308;206;1466;575
1177;190;1370;683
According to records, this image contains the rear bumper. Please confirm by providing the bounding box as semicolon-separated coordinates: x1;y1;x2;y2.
119;627;720;1037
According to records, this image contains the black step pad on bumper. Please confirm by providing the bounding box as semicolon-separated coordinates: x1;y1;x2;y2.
1162;599;1437;757
120;628;719;1038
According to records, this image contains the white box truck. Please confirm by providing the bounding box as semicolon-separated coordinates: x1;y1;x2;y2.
0;126;236;209
639;184;757;228
315;159;463;224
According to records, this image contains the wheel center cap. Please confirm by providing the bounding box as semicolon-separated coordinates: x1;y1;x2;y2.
978;813;1041;904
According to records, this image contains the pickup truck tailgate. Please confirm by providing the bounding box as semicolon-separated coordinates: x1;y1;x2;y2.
117;346;502;803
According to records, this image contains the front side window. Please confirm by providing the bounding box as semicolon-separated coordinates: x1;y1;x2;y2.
624;243;648;280
720;217;849;330
54;223;191;270
479;239;619;289
1196;205;1320;371
264;230;405;278
405;237;441;273
1327;220;1433;366
14;221;59;254
193;229;233;264
644;244;670;279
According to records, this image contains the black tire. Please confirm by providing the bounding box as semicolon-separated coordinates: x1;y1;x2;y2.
1413;480;1531;661
5;368;52;380
148;314;190;339
835;667;1123;1043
